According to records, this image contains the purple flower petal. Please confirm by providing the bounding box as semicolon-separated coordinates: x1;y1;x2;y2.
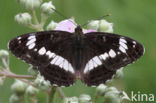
55;19;96;33
55;19;75;33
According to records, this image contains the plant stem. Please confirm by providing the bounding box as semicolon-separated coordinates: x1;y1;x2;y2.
56;87;66;99
40;13;48;27
93;93;99;103
30;10;39;25
2;58;9;70
0;70;35;79
47;86;57;103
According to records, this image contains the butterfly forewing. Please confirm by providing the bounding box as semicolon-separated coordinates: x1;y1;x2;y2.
9;31;77;86
80;32;144;86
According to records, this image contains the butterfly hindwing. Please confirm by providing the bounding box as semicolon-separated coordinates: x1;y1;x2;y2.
9;31;76;86
81;32;144;86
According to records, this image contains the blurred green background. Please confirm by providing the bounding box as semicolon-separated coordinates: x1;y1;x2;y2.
0;0;156;103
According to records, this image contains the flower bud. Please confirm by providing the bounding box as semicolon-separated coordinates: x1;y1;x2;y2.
28;66;38;75
87;20;113;33
41;1;55;15
34;74;51;90
0;50;9;60
104;91;121;103
104;86;119;94
69;96;79;103
11;80;28;95
46;21;58;30
96;84;107;96
87;20;99;30
98;20;113;33
105;79;113;84
62;98;69;103
23;0;42;10
26;85;39;96
0;77;4;85
114;68;124;79
79;94;91;103
9;94;20;103
15;13;32;26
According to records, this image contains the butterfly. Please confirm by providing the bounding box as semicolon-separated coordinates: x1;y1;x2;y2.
8;25;144;87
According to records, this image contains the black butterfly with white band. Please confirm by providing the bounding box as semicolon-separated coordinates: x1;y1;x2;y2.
9;26;144;87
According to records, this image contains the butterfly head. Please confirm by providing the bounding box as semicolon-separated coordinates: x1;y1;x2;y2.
75;25;83;35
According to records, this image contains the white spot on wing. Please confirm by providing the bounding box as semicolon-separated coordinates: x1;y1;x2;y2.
46;51;55;58
62;60;68;71
120;38;127;43
26;38;36;46
92;56;102;65
99;53;109;60
88;59;94;71
84;63;89;74
133;41;136;44
50;56;59;64
55;56;64;65
117;52;121;55
119;46;126;53
17;37;21;40
109;49;116;58
28;35;35;40
38;47;46;55
119;41;128;49
34;48;37;51
92;60;98;68
28;43;35;49
68;63;74;73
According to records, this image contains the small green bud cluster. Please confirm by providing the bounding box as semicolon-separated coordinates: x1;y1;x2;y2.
26;85;39;96
114;68;124;79
34;74;51;90
11;80;28;95
10;80;28;103
15;0;56;29
15;12;32;26
17;0;42;10
63;94;92;103
41;1;55;15
0;77;4;85
87;19;113;33
10;80;39;102
96;84;129;103
46;20;58;30
0;50;9;60
27;66;38;76
0;50;9;68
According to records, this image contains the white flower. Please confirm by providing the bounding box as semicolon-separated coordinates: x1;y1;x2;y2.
47;21;58;30
96;84;107;96
88;20;113;33
26;85;39;96
15;12;32;26
79;94;92;103
11;80;28;95
17;0;42;10
0;50;9;60
41;1;55;15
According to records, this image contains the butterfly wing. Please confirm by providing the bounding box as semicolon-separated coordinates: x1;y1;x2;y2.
9;31;76;86
80;32;144;86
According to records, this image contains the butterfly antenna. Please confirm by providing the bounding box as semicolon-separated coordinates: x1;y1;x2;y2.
52;8;77;26
81;14;111;28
